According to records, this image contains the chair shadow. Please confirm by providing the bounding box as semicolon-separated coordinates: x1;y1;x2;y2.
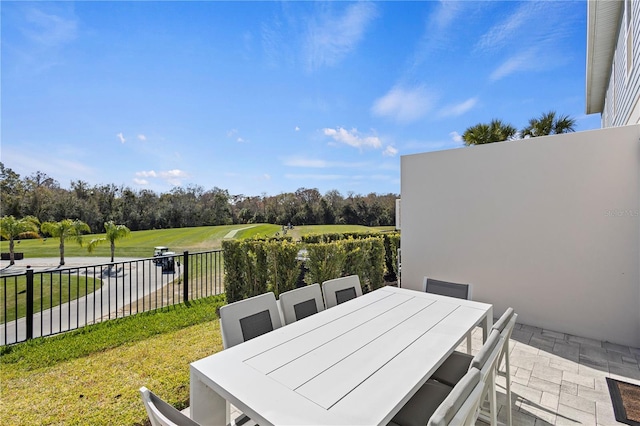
488;322;618;425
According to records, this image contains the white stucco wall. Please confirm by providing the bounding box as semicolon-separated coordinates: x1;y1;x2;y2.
400;125;640;347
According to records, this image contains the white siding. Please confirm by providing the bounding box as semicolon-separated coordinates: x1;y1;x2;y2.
603;1;640;126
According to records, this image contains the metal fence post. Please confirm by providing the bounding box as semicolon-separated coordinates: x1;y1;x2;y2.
26;268;34;341
183;251;189;303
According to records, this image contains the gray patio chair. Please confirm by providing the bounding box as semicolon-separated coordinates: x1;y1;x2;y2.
389;367;483;426
428;329;503;426
140;386;200;426
322;275;363;308
423;277;473;353
491;307;517;426
219;292;282;349
279;283;325;325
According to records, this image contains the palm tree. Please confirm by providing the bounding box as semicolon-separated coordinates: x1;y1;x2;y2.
462;119;518;146
87;221;131;262
521;111;576;138
0;216;40;265
41;219;91;266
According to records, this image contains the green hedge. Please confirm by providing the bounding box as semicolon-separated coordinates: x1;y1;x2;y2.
301;232;375;244
222;238;300;303
223;232;399;302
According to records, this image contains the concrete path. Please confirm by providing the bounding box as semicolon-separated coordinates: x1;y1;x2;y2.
1;256;182;345
223;225;256;239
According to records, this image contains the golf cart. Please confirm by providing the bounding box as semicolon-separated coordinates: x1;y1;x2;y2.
153;246;177;272
153;247;170;264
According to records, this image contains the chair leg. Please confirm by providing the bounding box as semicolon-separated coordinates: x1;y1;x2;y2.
489;370;497;426
505;350;512;426
477;370;498;426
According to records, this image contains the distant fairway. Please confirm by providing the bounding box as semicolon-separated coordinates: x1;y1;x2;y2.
0;224;391;260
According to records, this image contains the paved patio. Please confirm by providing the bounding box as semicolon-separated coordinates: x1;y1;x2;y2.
196;319;640;426
470;320;640;426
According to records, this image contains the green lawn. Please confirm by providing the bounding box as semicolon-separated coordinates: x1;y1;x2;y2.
0;224;386;259
0;295;226;425
1;273;102;323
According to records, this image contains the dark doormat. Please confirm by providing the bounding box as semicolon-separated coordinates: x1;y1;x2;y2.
607;377;640;426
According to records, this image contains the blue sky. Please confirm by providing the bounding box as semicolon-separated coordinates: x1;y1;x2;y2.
2;0;601;197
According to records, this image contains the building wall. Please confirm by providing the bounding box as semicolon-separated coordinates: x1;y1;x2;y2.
603;1;640;127
400;125;640;347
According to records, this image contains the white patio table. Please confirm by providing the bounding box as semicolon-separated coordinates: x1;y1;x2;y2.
190;286;493;426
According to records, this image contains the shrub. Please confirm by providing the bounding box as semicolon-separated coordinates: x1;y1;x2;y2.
305;242;346;285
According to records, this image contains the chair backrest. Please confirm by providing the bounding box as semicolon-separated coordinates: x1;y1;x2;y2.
322;275;363;308
423;277;472;300
219;292;282;349
140;387;200;426
470;329;503;375
427;368;483;426
279;284;325;325
492;307;517;337
492;308;517;365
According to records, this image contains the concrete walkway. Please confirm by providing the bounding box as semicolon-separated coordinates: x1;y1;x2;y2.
223;225;257;239
1;256;182;345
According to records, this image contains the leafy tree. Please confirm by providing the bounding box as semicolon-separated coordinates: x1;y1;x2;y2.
0;215;40;265
462;119;518;145
41;219;91;266
87;221;131;262
0;163;25;217
23;171;59;221
521;111;576;138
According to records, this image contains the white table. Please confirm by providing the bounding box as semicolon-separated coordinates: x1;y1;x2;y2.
190;286;493;426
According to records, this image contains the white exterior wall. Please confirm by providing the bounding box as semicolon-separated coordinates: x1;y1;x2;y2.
400;125;640;347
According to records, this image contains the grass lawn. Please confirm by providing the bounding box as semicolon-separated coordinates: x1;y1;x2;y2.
0;223;386;260
0;295;226;425
1;273;102;323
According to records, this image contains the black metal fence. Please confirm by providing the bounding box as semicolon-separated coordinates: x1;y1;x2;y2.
0;250;224;345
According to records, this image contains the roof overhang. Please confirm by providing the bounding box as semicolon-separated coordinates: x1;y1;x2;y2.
586;0;623;114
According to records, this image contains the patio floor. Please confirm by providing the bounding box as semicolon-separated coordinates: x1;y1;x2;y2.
470;320;640;426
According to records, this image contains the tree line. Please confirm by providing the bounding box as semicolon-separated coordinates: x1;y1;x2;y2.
0;162;398;234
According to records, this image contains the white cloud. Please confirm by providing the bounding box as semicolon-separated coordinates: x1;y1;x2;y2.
295;126;300;132
24;7;77;47
478;2;578;81
137;134;146;141
133;178;149;185
227;129;247;143
161;169;188;178
371;85;433;123
305;2;377;70
322;127;381;149
408;1;468;72
475;3;530;52
116;132;126;143
263;174;271;180
284;157;328;168
283;156;369;169
134;169;189;186
383;146;398;157
439;98;478;118
490;49;536;81
449;131;463;143
284;173;392;184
